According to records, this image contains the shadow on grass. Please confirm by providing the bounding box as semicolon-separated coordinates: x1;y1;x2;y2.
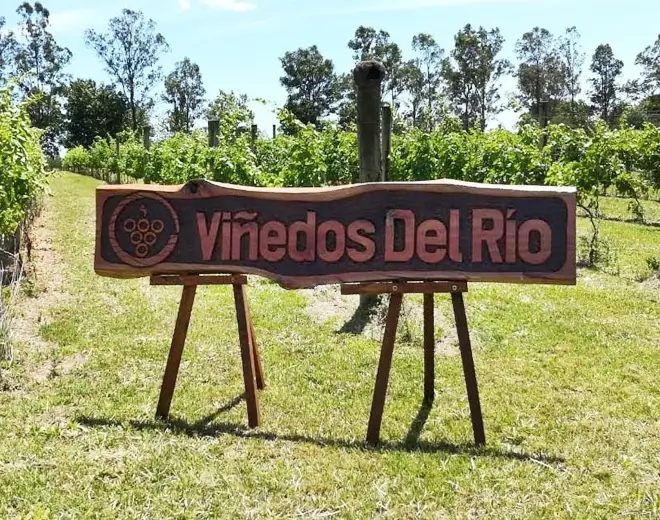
338;295;383;335
404;399;434;446
77;396;564;465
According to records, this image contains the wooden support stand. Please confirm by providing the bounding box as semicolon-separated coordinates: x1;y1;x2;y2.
340;280;485;447
150;274;265;427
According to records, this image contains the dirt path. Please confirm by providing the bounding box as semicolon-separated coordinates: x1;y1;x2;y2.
7;189;89;387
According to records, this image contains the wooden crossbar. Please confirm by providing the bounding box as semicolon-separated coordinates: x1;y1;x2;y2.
340;280;468;295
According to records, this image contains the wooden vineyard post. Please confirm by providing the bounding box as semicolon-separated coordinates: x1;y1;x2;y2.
208;119;219;148
143;125;151;150
150;274;265;427
142;125;151;184
354;59;386;306
381;104;392;182
340;281;485;447
354;60;386;184
208;119;219;173
115;139;121;184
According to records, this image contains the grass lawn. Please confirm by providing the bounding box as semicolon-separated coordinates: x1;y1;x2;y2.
1;172;659;519
595;196;660;225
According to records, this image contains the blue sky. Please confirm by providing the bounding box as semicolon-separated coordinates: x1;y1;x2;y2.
3;0;659;132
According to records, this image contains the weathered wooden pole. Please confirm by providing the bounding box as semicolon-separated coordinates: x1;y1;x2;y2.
208;119;219;174
143;125;151;150
272;124;276;139
142;125;151;183
354;60;386;184
381;104;392;182
354;60;386;307
539;98;549;150
115;138;121;184
208;119;219;148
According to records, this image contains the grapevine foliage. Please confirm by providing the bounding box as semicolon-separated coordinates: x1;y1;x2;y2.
0;84;47;240
63;111;660;201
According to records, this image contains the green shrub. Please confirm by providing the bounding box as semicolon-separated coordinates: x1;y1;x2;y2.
0;83;47;240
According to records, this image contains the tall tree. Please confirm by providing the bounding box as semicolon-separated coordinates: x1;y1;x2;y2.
0;17;18;84
279;45;337;128
14;2;72;157
400;59;425;128
442;24;511;130
589;44;624;125
335;72;357;129
84;9;169;132
559;27;585;106
63;79;128;148
162;57;205;134
515;27;566;122
412;33;444;130
634;34;660;96
348;26;404;107
206;89;254;137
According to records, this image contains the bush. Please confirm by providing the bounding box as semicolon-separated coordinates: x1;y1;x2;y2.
0;83;47;241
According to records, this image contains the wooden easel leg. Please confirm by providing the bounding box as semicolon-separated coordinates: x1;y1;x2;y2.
245;299;265;390
366;293;403;445
156;285;197;420
233;284;261;428
423;293;435;403
451;292;486;446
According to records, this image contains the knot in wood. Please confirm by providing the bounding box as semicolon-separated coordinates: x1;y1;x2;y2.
353;60;387;89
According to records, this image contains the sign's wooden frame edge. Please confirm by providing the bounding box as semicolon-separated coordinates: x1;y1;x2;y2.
94;178;577;288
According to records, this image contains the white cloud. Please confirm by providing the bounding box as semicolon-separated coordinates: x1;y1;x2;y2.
179;0;192;9
201;0;256;12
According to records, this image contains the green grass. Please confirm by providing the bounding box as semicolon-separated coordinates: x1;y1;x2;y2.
1;172;660;518
595;195;660;225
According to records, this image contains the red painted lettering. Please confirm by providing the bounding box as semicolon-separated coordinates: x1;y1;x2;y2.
196;212;221;260
449;209;463;262
416;219;447;263
385;209;415;262
472;209;504;263
518;219;552;264
347;220;375;263
260;221;286;262
288;211;316;262
317;220;345;263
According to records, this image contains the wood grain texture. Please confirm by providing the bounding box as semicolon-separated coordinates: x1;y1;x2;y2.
156;285;197;420
233;283;261;428
149;274;247;286
423;293;435;403
366;293;403;445
452;292;485;446
96;179;577;288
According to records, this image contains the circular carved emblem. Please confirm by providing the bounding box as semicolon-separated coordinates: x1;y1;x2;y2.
109;192;180;267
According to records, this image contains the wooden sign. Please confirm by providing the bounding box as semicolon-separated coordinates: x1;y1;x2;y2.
95;179;576;288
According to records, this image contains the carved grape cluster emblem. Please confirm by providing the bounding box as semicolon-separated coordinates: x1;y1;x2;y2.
123;206;165;258
109;192;180;267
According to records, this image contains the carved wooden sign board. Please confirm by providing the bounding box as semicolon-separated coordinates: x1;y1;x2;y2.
94;179;577;287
